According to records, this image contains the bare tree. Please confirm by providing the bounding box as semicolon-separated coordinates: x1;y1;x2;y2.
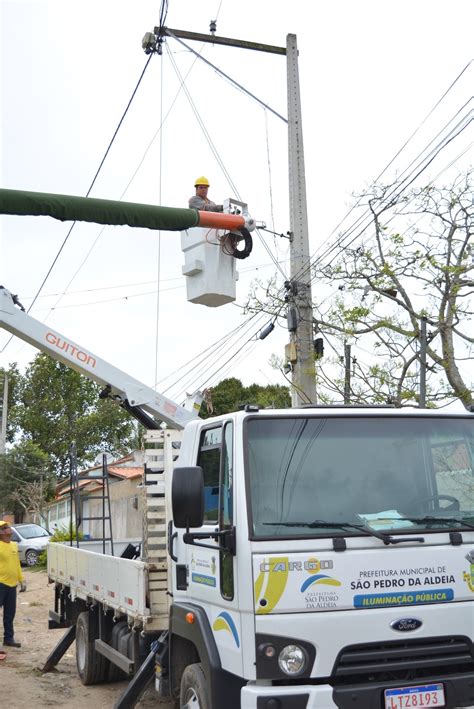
9;479;49;526
246;170;473;406
312;170;473;406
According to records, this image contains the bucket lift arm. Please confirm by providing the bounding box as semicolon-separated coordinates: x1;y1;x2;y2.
0;287;201;430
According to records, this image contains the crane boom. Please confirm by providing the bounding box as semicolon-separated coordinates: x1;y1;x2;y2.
0;188;255;233
0;287;201;430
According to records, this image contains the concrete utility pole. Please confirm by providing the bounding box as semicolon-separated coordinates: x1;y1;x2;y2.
286;34;316;406
344;343;351;405
144;27;316;407
419;317;427;408
0;374;8;455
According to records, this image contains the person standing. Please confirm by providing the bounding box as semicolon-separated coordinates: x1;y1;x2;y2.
188;176;224;212
0;520;26;648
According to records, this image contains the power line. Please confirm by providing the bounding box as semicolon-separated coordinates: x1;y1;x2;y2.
166;30;287;123
31;54;154;312
1;54;154;354
46;46;209;315
298;102;473;291
166;44;288;280
312;61;473;264
20;257;289;302
277;62;473;294
165;311;267;397
314;110;472;274
30;285;185;312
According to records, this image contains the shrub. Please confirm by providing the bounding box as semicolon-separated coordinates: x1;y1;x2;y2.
36;525;84;569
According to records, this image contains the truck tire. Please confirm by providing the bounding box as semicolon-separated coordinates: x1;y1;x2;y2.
75;611;109;685
180;663;210;709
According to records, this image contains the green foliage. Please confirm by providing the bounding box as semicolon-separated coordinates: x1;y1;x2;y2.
36;524;84;569
342;306;370;322
50;524;84;543
0;364;23;444
10;354;136;477
200;377;290;417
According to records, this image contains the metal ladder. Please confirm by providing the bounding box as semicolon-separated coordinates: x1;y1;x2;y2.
69;443;115;555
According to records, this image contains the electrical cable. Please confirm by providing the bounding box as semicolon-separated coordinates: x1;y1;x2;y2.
30;284;185;312
154;52;165;388
166;30;287;123
175;301;287;398
176;67;473;402
197;328;264;392
294;103;474;294
166;45;239;193
264;109;276;234
19;256;288;310
154;319;252;388
309;61;473;267
314;111;473;274
21;276;185;300
166;45;288;280
163;319;257;394
46;43;208;316
168;310;268;397
279;67;474;295
1;53;154;354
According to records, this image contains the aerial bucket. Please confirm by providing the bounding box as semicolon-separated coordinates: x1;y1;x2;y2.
181;199;253;307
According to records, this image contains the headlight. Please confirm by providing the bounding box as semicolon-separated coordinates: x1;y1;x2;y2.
277;644;307;675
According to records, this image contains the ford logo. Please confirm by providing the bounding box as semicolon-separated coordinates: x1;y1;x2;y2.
390;618;422;632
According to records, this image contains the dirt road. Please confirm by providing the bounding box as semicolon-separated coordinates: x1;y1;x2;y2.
0;569;173;708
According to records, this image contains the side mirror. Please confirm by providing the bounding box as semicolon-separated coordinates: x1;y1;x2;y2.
172;466;204;529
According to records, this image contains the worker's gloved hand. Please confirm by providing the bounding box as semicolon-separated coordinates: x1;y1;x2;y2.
19;581;27;592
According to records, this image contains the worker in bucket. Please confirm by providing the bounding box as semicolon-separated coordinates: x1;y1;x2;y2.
188;176;223;212
0;520;26;650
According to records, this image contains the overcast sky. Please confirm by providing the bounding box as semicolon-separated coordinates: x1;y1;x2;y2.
1;0;472;404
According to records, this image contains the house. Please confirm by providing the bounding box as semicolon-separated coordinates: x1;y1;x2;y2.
47;450;145;540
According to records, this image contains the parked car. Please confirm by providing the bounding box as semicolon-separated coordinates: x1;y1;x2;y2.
11;524;51;566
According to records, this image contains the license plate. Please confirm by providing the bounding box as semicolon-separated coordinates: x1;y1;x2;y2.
384;683;445;708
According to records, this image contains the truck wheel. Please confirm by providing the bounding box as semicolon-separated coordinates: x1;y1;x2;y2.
180;663;210;709
75;611;108;685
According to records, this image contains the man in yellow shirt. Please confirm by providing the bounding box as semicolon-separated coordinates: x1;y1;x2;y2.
0;520;27;648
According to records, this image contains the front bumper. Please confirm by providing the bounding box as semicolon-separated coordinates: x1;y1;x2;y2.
241;683;336;709
241;670;474;709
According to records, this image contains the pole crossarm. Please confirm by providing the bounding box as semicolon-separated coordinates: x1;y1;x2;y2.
158;27;287;56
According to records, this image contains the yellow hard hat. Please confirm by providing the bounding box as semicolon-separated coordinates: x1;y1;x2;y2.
194;176;210;187
0;520;10;528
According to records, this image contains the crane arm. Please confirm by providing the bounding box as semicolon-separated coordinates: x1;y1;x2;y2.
0;287;201;430
0;188;255;233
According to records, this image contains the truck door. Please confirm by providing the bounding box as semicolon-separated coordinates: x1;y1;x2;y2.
176;421;242;675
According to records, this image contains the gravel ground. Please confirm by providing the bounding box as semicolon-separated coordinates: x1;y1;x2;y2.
0;568;173;708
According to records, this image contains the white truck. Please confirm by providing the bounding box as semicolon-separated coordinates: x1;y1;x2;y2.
1;286;474;709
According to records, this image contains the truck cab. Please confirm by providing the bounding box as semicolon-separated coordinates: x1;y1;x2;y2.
169;405;474;708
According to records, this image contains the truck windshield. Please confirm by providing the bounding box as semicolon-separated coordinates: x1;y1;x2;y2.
245;416;474;539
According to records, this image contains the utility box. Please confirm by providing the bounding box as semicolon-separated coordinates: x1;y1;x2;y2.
181;199;249;308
